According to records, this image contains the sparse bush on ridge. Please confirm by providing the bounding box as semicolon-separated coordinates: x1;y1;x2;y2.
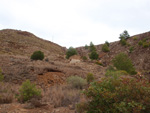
105;41;110;47
89;51;99;60
129;46;134;53
120;38;127;46
119;30;130;46
84;44;88;49
31;51;44;60
17;80;41;102
89;42;96;52
66;47;77;59
77;76;150;113
119;30;130;40
138;40;143;46
112;52;137;75
102;44;110;52
67;76;87;89
143;42;149;48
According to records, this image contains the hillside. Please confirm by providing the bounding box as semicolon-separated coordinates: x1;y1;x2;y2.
0;29;65;56
0;29;150;112
76;31;150;76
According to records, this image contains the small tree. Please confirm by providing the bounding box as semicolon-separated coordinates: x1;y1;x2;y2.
84;44;88;49
112;52;137;75
105;41;110;47
18;80;41;102
66;47;77;59
119;30;130;40
89;42;96;52
31;51;44;60
89;51;99;60
102;44;110;52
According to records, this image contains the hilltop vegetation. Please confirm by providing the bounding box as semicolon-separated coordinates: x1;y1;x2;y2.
0;29;65;56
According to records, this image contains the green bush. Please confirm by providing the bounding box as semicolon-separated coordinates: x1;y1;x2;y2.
86;73;95;84
102;44;110;52
133;37;137;40
67;76;87;89
31;51;44;60
0;68;4;82
89;42;96;52
82;56;87;61
129;46;134;53
89;51;99;60
119;30;130;40
66;47;77;59
84;44;88;49
112;53;137;75
138;40;143;46
143;42;149;48
18;80;41;102
77;77;150;113
105;41;110;47
120;39;127;46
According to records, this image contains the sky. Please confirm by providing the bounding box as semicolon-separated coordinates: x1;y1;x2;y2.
0;0;150;48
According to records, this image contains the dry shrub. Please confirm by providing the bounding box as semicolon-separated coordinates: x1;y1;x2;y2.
0;82;19;104
42;85;81;108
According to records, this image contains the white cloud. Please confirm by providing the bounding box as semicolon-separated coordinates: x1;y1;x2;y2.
0;0;150;48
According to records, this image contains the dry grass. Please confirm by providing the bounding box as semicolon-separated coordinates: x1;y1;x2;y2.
0;29;64;56
42;85;81;108
0;82;19;104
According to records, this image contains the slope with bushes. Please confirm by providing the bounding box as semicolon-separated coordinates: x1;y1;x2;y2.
0;29;65;56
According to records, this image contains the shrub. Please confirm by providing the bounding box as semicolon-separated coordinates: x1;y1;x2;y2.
82;56;87;61
133;37;137;40
138;40;143;46
129;46;134;53
18;80;41;102
86;73;95;84
120;39;127;46
102;44;110;52
67;76;87;89
31;51;44;60
112;53;137;75
143;42;149;48
77;77;150;113
66;47;77;59
89;42;96;52
105;41;110;46
89;51;99;60
0;68;4;82
84;44;88;49
119;30;130;40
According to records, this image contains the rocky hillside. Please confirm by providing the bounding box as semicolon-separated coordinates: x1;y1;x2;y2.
0;29;105;86
76;31;150;75
0;29;65;56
